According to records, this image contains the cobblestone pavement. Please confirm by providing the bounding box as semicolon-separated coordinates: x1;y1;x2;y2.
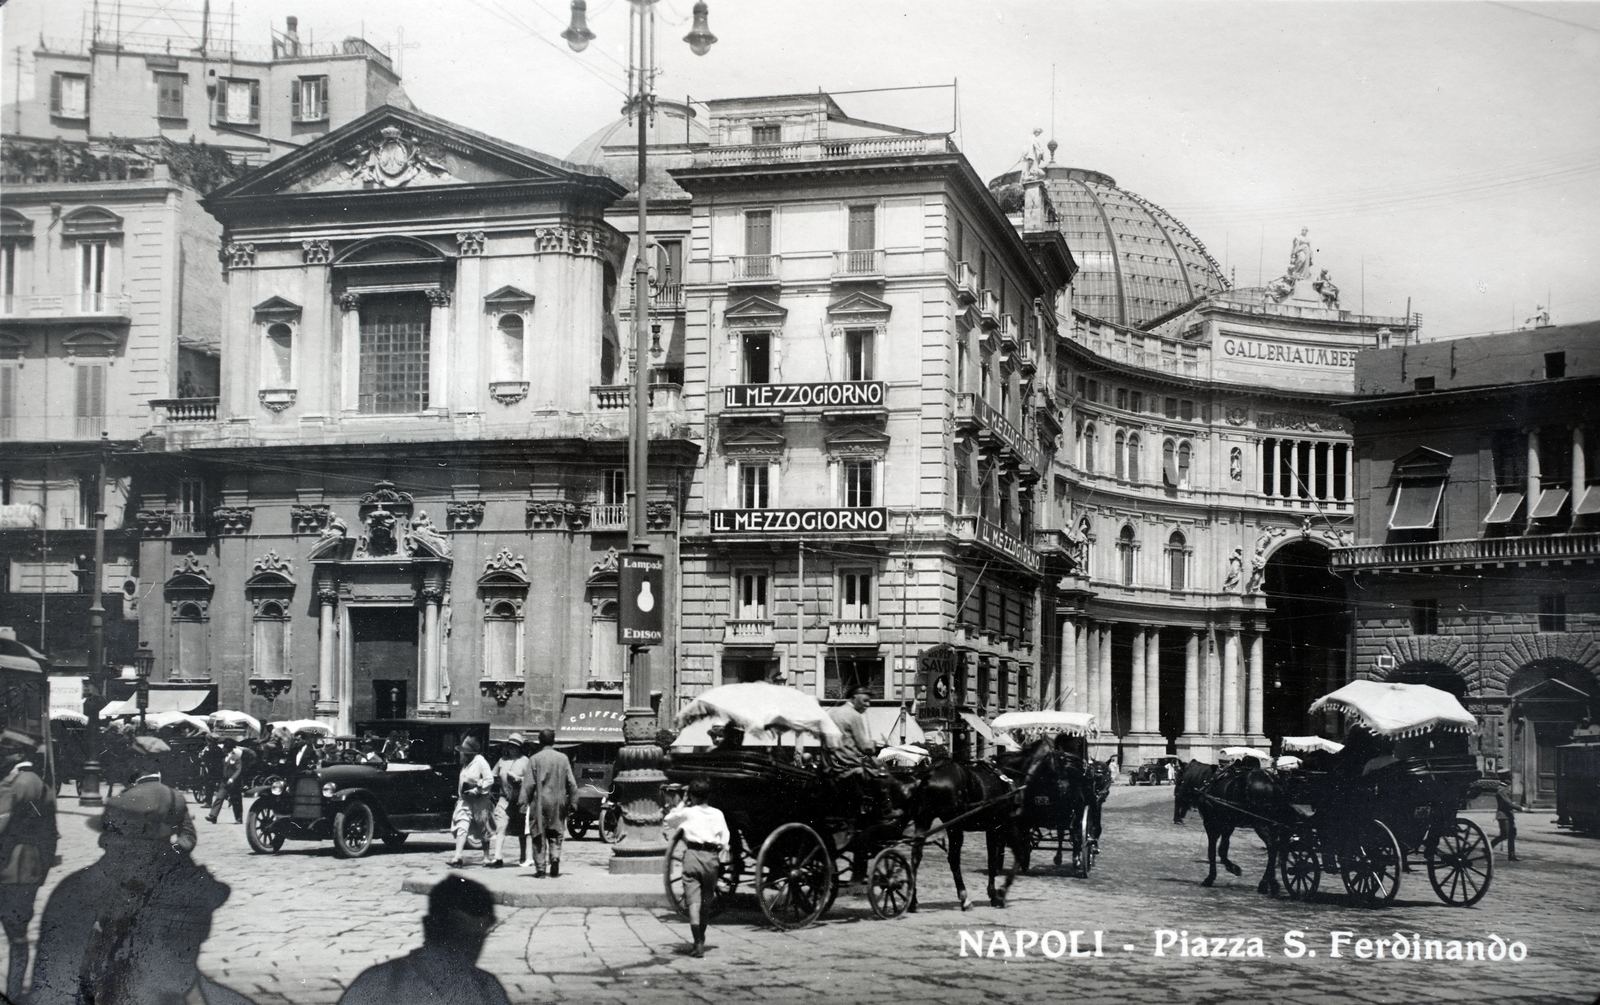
29;785;1600;1005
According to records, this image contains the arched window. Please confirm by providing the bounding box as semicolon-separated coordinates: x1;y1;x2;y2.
496;313;525;381
264;323;293;387
1178;441;1193;485
1114;430;1127;480
1163;438;1176;486
485;599;522;682
1168;531;1187;591
1083;424;1097;473
1127;433;1141;483
1118;525;1136;586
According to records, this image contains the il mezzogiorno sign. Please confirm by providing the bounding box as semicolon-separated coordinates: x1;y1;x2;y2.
1221;338;1356;368
724;381;886;409
710;508;888;534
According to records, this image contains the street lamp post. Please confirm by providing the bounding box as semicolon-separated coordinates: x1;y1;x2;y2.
564;0;714;873
134;641;154;734
79;434;110;806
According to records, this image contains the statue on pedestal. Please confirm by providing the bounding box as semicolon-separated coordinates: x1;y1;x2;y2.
1288;227;1313;281
1021;128;1047;181
1312;269;1340;309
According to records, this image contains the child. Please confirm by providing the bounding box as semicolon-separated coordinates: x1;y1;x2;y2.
661;777;728;958
1489;771;1519;862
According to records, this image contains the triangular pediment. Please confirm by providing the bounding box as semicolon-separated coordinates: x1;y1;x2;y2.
826;291;891;322
484;285;536;312
206;105;624;206
824;424;891;455
1393;446;1452;479
724;295;786;327
252;296;303;323
720;425;787;455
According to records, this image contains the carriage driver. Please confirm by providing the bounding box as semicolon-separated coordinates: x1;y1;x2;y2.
661;777;728;959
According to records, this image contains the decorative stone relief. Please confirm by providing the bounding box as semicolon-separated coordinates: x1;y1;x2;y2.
290;504;332;535
446;500;485;531
355;480;413;558
211;507;253;536
258;389;297;412
455;231;486;256
423;288;452;308
336;291;363;312
133;510;173;537
646;502;676;532
488;381;529;405
482;548;529;581
339;126;454;189
1225;407;1248;426
526;500;581;532
588;547;620;581
533;227;566;254
252;551;295;580
173;551;210;582
220;242;256;269
301;239;333;265
405;511;452;559
1257;412;1349;433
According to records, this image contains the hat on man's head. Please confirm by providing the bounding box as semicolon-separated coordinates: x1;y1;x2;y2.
131;735;171;756
456;735;481;755
87;783;182;841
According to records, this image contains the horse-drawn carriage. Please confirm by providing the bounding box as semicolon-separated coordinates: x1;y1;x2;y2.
662;683;920;930
991;711;1107;877
1276;681;1493;907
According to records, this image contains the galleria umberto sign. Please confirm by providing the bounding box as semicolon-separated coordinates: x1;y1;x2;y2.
1221;337;1356;368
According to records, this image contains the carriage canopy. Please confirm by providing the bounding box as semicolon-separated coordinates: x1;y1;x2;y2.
676;682;844;743
1280;735;1344;754
990;710;1099;739
1308;680;1477;739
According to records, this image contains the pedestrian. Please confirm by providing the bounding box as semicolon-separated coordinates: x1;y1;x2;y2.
125;735;198;854
206;738;246;826
1489;770;1519;861
661;777;728;959
491;734;529;869
1107;753;1120;784
198;737;225;808
448;736;495;868
336;875;510;1005
29;781;251;1005
0;732;56;1001
520;729;576;878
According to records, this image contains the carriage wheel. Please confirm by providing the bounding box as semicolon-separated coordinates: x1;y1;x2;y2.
755;823;833;931
1029;827;1045;850
1073;805;1096;878
599;806;625;845
1426;818;1493;908
1280;823;1321;901
1339;819;1402;906
867;847;915;920
663;830;740;920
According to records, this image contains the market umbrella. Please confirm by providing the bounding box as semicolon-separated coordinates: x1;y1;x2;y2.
147;711;211;734
1308;680;1477;738
50;710;88;725
266;719;333;738
675;682;844;743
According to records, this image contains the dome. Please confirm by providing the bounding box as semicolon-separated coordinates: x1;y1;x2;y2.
991;165;1228;329
568;100;709;203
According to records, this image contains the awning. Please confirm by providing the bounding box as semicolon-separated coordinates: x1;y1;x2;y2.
958;711;993;741
1575;486;1600;516
556;690;625;744
1483;491;1524;524
1162;458;1179;486
864;706;925;747
99;689;214;718
0;637;47;674
1387;479;1444;530
1530;487;1570;520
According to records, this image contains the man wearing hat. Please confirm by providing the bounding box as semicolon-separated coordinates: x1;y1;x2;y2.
127;735;198;854
520;729;576;878
337;876;510;1005
206;737;248;827
491;735;530;869
30;783;241;1005
0;731;56;1000
447;736;495;867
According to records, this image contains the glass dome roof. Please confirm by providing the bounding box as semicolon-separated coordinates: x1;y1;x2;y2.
992;165;1228;328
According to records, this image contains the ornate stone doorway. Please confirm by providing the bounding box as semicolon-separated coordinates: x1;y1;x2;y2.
349;606;419;722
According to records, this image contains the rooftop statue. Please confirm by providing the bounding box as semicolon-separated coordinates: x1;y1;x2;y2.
1022;128;1047;182
1524;305;1551;329
1288;227;1313;282
1312;268;1341;309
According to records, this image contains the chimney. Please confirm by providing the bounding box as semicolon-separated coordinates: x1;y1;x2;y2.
284;16;301;56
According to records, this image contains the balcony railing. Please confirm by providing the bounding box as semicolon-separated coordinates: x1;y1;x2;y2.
723;619;776;645
168;512;205;537
955;262;977;304
1;292;132;318
955;392;1044;474
622;282;684;313
1331;532;1600;570
833;249;884;278
730;255;779;281
978;290;1000;328
589;383;683;412
998;314;1019;351
827;619;880;646
951;513;1039;571
151;397;219;423
588;504;628;531
706;133;956;167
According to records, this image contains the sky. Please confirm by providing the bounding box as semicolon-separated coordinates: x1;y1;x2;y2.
5;0;1599;339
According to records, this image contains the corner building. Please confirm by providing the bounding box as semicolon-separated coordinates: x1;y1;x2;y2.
671;94;1074;739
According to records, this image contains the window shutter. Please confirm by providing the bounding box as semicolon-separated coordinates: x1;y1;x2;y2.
75;364;105;419
291;81;301;121
319;80;328;119
75;365;89;418
0;367;14;423
50;74;63;114
249;80;261;124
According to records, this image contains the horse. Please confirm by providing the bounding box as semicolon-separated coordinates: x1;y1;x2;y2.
1173;758;1293;895
1002;736;1106;873
906;754;1030;911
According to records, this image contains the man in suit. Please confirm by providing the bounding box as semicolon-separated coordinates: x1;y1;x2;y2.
0;732;56;1000
520;730;576;878
126;735;198;854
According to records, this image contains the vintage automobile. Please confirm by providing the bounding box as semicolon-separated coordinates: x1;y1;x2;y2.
1129;755;1183;785
244;718;489;858
555;689;625;842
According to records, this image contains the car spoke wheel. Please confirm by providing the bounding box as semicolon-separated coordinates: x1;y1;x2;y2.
1280;823;1321;901
600;806;624;845
1426;818;1493;907
1339;818;1402;906
245;802;285;854
333;801;375;859
867;847;915;920
567;815;592;841
755;823;832;931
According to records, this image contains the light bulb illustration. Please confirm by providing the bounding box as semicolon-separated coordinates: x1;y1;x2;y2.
636;579;655;613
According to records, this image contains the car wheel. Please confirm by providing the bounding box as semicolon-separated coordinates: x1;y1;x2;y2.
246;802;286;854
600;806;625;845
567;815;592;841
333;801;376;859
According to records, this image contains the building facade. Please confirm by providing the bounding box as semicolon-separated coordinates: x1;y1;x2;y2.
1332;322;1599;807
668;94;1074;747
139;104;695;734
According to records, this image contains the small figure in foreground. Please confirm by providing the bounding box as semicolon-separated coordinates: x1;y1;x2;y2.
1489;770;1519;862
661;777;728;959
337;875;510;1005
0;732;56;1001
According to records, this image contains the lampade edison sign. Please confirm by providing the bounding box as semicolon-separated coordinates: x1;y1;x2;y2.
617;552;665;646
710;508;888;534
723;381;886;409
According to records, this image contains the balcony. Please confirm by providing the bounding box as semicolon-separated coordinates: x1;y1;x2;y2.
1033;529;1081;574
955;262;977;305
1017;339;1038;377
1;292;133;321
832;249;884;281
589;383;683;412
729;255;779;283
978;290;1000;329
998;314;1020;353
168;512;206;538
723;619;776;645
621;282;684;315
952;513;1039;571
954;392;1044;476
587;504;628;532
151;397;219;423
827;619;880;646
706;133;957;167
1331;532;1600;571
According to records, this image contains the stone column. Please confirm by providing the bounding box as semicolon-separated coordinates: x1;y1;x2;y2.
421;592;442;710
1248;631;1265;739
1146;628;1162;739
1075;619;1091;714
1183;630;1200;736
1205;630;1222;734
1221;630;1241;735
1060;617;1077;712
425;288;453;413
315;586;339;725
1130;627;1147;734
1288;439;1301;500
1098;625;1113;730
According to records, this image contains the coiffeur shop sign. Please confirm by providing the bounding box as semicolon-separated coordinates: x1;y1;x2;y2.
1221;337;1356;368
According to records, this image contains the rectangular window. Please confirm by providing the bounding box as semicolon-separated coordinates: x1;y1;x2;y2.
357;295;431;414
601;469;626;506
1538;595;1566;633
484;617;518;681
1545;352;1566;380
1180;399;1195;422
51;74;89;119
847;205;876;251
953;219;965;264
739;463;770;509
253;615;289;678
292;76;329;121
842;459;874;508
737;571;768;620
740;331;770;384
1115;387;1128;410
744;210;772;256
844;329;874;381
2;243;16;299
839;569;873;620
1085;379;1099;403
1410;599;1438;636
0;366;15;439
77;474;98;530
73;363;105;440
1492;430;1528;490
78;242;106;311
156;72;185;118
751;124;781;145
1128;391;1143;413
219;78;260;125
1164;396;1178;419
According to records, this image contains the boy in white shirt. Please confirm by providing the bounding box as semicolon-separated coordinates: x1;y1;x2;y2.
661;777;728;958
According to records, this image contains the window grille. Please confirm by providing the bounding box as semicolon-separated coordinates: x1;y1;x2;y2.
358;297;430;414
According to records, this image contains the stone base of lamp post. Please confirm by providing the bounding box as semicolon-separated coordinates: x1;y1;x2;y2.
78;759;104;807
607;707;667;874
